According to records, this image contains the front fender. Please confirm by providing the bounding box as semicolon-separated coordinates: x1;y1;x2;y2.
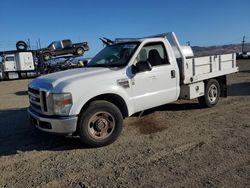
69;85;135;116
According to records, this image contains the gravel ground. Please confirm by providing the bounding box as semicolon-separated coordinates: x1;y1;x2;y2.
0;60;249;188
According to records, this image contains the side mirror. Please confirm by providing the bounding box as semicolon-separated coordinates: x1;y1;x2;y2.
132;61;152;74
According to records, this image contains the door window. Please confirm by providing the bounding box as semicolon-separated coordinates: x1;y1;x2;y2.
53;41;62;49
136;42;169;67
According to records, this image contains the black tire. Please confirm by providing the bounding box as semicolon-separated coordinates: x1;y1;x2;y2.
198;79;220;107
43;52;52;61
16;41;28;51
76;47;84;55
78;100;123;147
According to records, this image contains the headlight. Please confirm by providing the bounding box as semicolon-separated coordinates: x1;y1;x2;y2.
49;93;73;115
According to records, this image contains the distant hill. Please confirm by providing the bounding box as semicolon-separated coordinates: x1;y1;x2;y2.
192;43;250;57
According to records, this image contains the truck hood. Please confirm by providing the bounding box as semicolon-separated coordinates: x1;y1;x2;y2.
30;67;121;91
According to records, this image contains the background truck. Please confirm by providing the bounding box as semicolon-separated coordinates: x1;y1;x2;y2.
0;52;36;80
28;32;238;147
37;39;89;61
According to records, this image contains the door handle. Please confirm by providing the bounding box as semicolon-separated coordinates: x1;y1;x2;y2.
149;75;156;79
171;70;175;78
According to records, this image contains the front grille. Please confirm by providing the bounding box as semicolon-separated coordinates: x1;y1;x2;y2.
31;102;42;111
28;87;48;114
41;91;48;112
28;87;40;95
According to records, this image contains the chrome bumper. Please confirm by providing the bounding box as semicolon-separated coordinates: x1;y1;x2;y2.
28;108;78;134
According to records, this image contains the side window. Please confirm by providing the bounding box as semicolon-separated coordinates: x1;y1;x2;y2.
5;56;15;61
53;41;62;49
137;42;169;66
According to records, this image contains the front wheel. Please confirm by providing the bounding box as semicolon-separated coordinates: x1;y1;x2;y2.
76;47;84;55
198;79;220;107
78;100;123;147
43;52;52;61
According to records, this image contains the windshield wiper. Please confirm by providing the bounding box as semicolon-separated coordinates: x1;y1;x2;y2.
88;62;125;68
106;60;127;68
106;63;125;68
87;64;110;68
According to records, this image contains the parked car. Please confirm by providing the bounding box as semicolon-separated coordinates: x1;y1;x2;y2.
38;40;89;61
236;52;250;59
28;32;238;147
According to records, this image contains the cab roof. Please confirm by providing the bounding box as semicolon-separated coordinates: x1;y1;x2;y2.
115;32;174;43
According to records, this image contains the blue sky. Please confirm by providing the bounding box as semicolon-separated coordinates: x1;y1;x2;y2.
0;0;250;57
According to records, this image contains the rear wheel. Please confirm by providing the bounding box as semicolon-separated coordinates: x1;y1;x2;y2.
78;100;123;147
198;79;220;107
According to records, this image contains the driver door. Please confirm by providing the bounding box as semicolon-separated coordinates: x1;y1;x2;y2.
131;42;178;112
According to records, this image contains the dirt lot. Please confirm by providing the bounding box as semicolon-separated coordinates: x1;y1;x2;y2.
0;60;249;188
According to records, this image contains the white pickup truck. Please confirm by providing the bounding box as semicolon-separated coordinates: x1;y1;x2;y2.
28;32;238;147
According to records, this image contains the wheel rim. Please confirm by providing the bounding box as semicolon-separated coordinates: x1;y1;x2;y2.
44;54;50;60
18;45;26;50
208;84;218;103
87;111;115;140
77;48;83;54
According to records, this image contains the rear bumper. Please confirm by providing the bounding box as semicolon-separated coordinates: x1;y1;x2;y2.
28;108;78;134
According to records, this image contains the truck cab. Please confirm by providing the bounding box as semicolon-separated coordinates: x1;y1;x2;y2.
28;32;238;147
0;52;35;80
2;54;17;72
47;40;71;51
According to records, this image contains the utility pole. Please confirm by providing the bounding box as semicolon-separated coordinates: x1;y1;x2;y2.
242;35;245;53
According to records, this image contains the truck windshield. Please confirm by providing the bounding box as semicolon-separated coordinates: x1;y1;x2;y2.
88;42;139;68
